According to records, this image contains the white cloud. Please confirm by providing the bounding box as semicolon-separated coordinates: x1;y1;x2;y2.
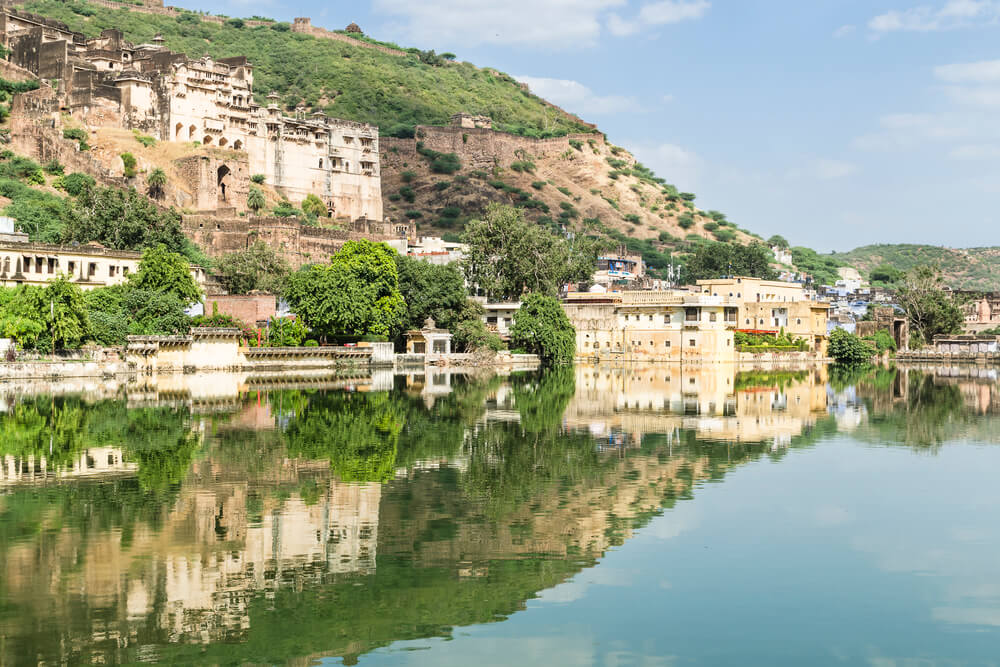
372;0;626;49
934;59;1000;83
629;142;703;191
607;0;709;37
833;24;856;38
661;94;675;104
868;0;1000;34
516;76;643;114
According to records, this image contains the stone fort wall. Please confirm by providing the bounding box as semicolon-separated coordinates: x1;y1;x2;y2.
181;215;410;268
383;126;606;171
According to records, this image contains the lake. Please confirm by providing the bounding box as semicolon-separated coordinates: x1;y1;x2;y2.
1;364;999;665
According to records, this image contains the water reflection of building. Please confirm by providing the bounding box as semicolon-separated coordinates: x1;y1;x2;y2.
2;456;381;652
565;365;829;447
1;447;136;487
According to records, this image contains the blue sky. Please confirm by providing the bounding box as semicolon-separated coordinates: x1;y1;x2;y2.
208;0;1000;251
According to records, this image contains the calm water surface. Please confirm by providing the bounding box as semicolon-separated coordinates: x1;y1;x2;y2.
1;365;999;665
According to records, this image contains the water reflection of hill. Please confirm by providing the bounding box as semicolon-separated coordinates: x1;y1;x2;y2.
0;366;839;664
837;366;1000;448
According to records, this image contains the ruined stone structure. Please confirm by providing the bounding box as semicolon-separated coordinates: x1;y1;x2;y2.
0;8;383;219
290;17;408;56
181;214;412;268
856;306;909;351
450;112;493;129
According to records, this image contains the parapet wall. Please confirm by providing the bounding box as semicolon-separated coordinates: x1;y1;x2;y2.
291;18;408;57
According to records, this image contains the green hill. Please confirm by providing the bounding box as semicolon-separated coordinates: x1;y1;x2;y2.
833;244;1000;291
18;0;593;139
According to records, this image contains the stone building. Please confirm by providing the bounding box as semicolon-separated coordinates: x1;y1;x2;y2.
0;8;382;219
696;276;830;353
562;291;739;362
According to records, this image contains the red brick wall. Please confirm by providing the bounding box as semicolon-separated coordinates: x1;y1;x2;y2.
206;295;276;325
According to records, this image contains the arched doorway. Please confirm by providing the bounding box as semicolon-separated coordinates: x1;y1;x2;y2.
203;135;213;145
188;124;196;140
175;122;183;140
218;137;228;147
232;139;242;150
217;165;231;204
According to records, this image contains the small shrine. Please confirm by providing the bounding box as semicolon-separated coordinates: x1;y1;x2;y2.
405;317;452;355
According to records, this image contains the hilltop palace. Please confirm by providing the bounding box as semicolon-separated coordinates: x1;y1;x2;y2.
0;8;382;220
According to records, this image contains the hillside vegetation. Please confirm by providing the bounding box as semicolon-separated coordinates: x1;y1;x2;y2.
833;245;1000;291
20;0;592;138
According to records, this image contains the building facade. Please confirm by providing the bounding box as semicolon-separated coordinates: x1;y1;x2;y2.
0;240;207;290
696;276;830;353
563;291;739;363
0;9;382;219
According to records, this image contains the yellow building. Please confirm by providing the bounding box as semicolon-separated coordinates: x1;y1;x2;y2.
696;276;830;354
563;291;739;363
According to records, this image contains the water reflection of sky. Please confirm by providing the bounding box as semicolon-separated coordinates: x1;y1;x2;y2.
358;439;1000;666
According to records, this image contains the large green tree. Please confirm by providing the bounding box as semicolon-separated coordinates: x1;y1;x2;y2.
284;240;404;338
130;245;202;305
509;294;576;366
85;284;191;345
684;241;777;282
461;204;601;300
896;265;965;346
395;254;468;331
215;241;291;295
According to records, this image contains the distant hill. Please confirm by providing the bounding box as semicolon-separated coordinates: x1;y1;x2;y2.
833;244;1000;291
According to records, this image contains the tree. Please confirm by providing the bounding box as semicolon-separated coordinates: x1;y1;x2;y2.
268;316;308;346
85;284;191;345
215;241;291;295
684;241;777;281
451;299;502;352
146;167;167;199
870;263;903;285
130;245;202;305
509;294;575;366
301;193;327;218
44;277;90;349
395;255;468;331
284;240;405;338
767;234;789;249
62;185;187;253
246;185;266;214
896;265;965;346
828;328;876;365
460;204;600;300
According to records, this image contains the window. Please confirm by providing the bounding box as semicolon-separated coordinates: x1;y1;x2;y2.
68;261;75;274
685;307;699;322
726;339;731;346
709;312;717;322
648;314;653;321
689;339;696;347
109;265;115;277
796;318;801;325
649;340;654;347
745;318;750;325
664;340;671;347
318;158;323;168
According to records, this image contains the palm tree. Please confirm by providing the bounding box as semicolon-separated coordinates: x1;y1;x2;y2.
146;168;167;199
247;185;266;215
